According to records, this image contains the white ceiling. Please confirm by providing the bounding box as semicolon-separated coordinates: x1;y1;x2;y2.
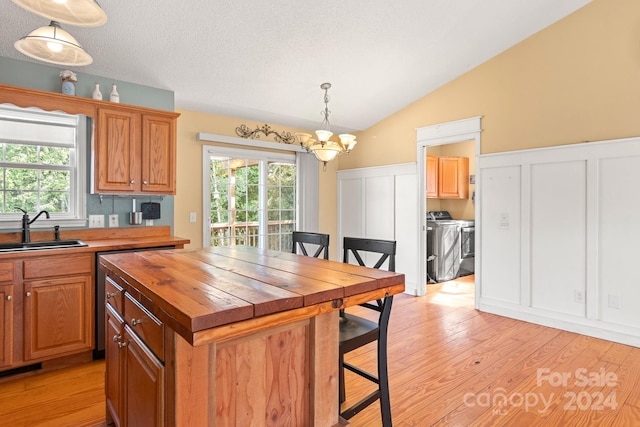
0;0;591;134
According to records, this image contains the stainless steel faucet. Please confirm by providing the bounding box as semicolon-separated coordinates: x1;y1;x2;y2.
17;208;50;243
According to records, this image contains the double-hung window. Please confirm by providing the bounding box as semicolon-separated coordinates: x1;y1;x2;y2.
0;104;86;227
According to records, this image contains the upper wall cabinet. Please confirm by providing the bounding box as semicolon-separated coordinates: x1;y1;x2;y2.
426;155;469;199
94;107;176;194
0;84;179;195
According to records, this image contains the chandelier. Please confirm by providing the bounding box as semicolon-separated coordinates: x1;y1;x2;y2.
296;83;357;167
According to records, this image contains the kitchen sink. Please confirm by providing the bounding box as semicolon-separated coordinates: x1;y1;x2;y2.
0;239;88;252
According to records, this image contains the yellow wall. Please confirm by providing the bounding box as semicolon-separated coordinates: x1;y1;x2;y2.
174;109;338;253
176;0;638;252
340;0;640;171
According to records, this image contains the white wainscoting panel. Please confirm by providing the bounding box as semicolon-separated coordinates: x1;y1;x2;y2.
338;163;418;295
530;160;586;316
598;154;640;328
478;137;640;347
479;165;521;305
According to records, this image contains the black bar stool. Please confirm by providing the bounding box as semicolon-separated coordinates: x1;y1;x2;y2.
291;231;329;259
340;237;396;426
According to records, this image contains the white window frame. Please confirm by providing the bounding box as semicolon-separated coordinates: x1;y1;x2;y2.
202;144;296;249
196;132;320;251
0;104;87;229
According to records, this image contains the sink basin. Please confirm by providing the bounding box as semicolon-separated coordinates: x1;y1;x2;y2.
0;239;88;252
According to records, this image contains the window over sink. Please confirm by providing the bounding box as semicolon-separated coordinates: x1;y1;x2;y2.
0;104;87;228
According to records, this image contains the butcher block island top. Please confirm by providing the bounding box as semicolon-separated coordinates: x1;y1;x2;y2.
99;246;405;427
99;245;405;344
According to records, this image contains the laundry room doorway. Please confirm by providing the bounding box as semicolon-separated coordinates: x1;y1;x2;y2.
416;117;481;306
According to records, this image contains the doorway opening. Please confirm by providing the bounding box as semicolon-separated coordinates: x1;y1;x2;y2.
416;117;481;307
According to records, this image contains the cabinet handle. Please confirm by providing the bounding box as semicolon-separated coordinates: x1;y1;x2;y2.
25;291;31;297
131;318;142;326
118;342;128;349
143;180;148;185
129;180;135;185
106;292;116;299
6;295;11;301
113;334;121;342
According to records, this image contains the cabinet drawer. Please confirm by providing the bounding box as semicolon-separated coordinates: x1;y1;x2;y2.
105;276;124;315
24;254;93;279
0;262;14;283
124;293;163;361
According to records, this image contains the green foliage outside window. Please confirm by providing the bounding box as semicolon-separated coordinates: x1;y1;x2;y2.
0;143;72;214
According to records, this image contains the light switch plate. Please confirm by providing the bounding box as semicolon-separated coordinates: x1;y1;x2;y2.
89;214;105;228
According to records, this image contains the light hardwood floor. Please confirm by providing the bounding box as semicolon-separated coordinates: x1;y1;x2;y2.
1;275;639;426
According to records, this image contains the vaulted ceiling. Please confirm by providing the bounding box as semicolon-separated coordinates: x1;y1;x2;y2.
0;0;591;133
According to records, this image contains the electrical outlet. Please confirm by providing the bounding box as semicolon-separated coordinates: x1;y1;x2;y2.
574;290;585;304
89;214;105;228
145;219;154;226
608;294;621;310
108;214;119;228
189;212;196;223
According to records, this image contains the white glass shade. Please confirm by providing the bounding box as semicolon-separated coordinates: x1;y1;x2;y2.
14;21;93;66
295;132;312;148
12;0;107;27
309;141;341;163
339;134;357;151
315;129;333;143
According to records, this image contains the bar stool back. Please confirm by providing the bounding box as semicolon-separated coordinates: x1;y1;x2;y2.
291;231;329;259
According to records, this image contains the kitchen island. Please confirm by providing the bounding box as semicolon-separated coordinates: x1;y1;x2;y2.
99;246;405;427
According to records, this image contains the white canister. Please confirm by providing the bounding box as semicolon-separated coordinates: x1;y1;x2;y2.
109;84;120;103
92;83;102;100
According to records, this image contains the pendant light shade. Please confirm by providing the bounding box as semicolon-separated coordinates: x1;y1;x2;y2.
12;0;107;27
14;20;93;66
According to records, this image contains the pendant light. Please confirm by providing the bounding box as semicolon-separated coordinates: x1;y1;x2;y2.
295;83;358;168
12;0;107;27
14;20;93;66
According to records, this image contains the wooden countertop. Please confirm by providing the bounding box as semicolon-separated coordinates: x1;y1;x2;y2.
0;226;190;259
99;246;405;345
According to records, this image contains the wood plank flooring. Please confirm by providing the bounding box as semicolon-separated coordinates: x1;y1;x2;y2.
1;275;639;426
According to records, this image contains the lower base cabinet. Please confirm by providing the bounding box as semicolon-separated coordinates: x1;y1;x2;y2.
23;275;93;361
124;326;164;427
0;284;13;368
105;284;165;427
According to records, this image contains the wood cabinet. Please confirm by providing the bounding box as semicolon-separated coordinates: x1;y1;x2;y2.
426;155;469;199
0;84;178;196
0;253;94;372
106;277;164;427
0;262;15;369
105;303;124;427
0;284;13;368
426;155;439;198
95;107;176;195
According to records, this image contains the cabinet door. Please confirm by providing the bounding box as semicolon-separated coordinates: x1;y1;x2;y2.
23;275;94;361
106;304;124;427
141;114;176;194
96;107;138;193
0;284;13;368
438;156;469;199
124;326;164;427
426;155;438;198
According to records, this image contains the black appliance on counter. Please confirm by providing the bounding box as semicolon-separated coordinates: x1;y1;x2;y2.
426;211;475;282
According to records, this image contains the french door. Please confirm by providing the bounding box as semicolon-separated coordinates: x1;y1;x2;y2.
203;146;296;251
